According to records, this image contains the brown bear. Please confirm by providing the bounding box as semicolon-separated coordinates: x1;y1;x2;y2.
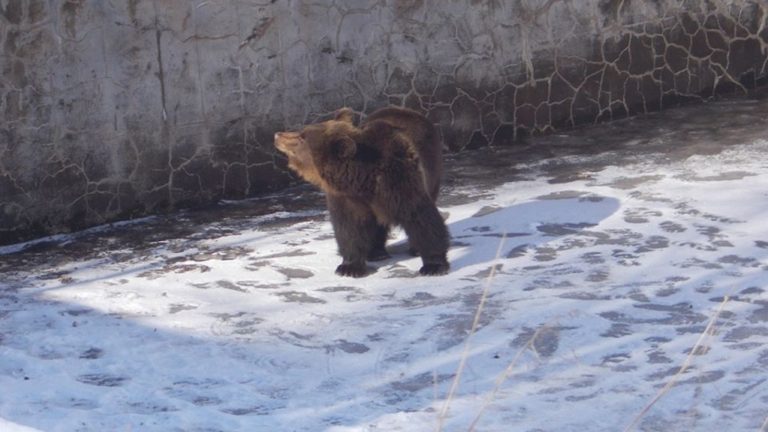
274;106;449;277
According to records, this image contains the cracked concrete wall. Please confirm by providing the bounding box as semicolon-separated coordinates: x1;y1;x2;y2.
1;0;767;244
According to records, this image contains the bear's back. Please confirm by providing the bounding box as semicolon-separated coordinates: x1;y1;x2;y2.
363;107;443;201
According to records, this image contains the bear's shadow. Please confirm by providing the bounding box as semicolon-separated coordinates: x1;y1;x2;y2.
385;196;621;275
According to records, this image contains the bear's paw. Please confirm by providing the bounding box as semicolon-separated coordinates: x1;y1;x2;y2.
335;263;369;278
419;262;449;276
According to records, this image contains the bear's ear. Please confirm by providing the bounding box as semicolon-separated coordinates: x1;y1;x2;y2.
333;136;357;159
334;108;354;124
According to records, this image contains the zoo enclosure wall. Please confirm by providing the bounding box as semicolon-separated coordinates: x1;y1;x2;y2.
1;0;766;245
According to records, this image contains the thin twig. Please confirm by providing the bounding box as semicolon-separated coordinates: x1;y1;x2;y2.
624;296;730;432
468;324;549;431
436;234;507;432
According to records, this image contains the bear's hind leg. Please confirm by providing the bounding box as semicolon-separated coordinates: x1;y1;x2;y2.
367;224;391;261
401;199;450;276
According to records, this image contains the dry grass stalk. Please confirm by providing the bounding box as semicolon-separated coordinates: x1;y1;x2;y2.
467;324;549;431
623;295;730;432
435;233;507;432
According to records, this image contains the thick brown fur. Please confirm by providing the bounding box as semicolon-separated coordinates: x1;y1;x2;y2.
274;107;449;277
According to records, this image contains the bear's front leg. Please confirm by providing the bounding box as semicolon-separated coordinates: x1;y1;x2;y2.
401;198;450;276
327;195;379;277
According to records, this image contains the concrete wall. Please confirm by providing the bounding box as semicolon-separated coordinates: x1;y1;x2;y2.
1;0;767;244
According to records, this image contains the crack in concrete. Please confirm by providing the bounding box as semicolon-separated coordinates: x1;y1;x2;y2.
2;1;768;244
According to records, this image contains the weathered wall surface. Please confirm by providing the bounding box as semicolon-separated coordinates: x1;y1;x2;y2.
1;0;767;244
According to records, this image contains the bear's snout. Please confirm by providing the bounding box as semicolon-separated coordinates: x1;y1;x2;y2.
274;131;299;151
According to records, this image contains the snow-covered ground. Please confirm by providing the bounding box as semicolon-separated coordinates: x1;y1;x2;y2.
2;97;768;431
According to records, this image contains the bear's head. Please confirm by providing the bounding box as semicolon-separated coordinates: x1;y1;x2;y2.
274;108;360;190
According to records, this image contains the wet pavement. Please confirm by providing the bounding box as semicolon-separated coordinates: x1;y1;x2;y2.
2;95;768;431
